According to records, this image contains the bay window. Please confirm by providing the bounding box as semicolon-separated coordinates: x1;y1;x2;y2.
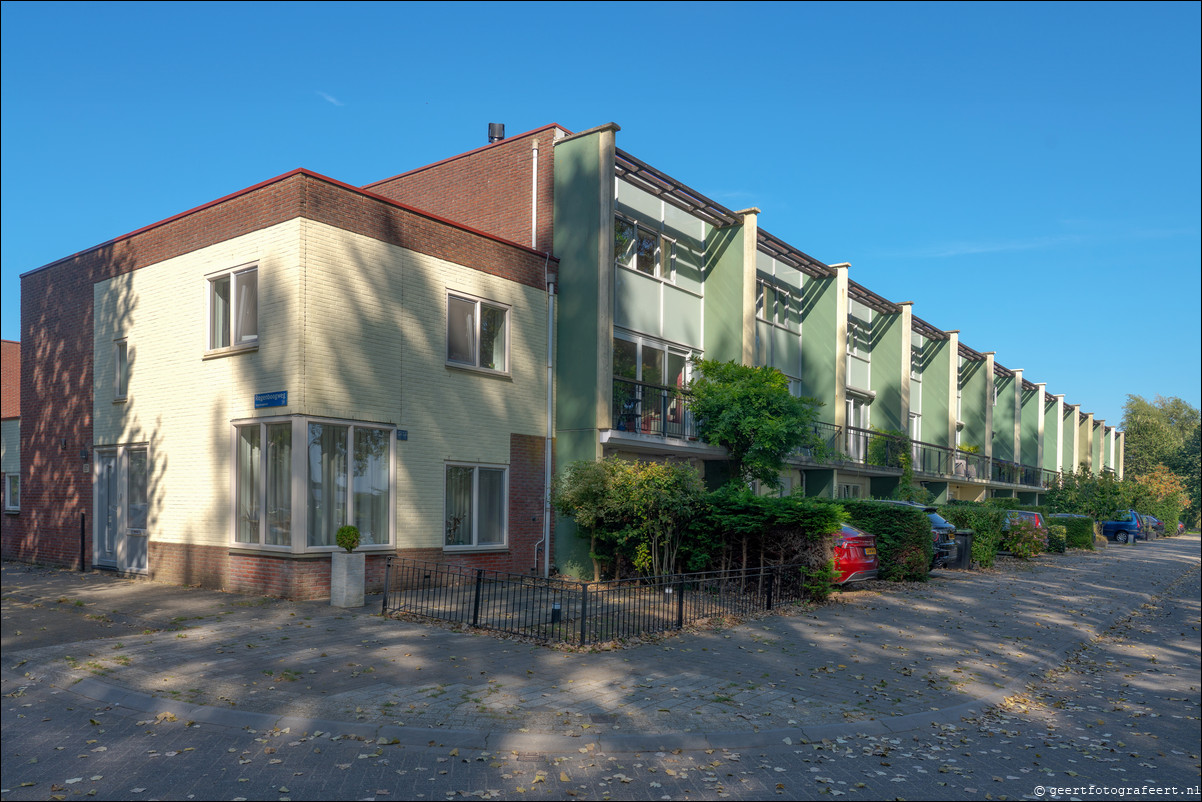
233;417;392;551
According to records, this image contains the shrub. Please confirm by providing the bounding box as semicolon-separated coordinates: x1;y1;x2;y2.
1001;517;1045;558
1059;516;1096;549
335;525;360;553
840;500;931;582
1046;524;1067;553
704;488;844;602
938;503;1008;568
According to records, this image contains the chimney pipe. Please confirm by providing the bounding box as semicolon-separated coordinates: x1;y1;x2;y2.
488;122;505;143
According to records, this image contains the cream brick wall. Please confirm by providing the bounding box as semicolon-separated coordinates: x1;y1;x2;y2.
92;218;549;553
299;220;550;550
93;219;304;547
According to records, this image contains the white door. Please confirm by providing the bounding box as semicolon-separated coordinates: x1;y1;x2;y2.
96;452;119;568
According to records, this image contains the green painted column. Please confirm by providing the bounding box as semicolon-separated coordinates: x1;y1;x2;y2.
1116;431;1125;479
959;351;992;458
1091;419;1104;475
799;264;848;426
1078;411;1094;474
991;372;1016;462
936;331;959;450
869;302;908;432
1023;379;1045;472
703;210;757;365
1063;404;1080;473
1043;393;1063;473
550;123;619;578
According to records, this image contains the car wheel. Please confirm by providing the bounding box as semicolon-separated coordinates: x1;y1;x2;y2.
1116;531;1128;544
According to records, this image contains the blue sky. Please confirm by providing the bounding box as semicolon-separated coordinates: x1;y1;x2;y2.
2;1;1199;428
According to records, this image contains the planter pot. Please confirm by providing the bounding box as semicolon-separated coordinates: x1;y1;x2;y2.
330;551;365;608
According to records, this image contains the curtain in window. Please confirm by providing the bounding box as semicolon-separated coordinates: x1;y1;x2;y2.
445;466;473;546
237;426;260;543
477;468;505;545
235;270;258;343
479;304;506;371
308;423;347;548
447;296;476;364
353;428;388;546
211;277;231;349
265;423;291;546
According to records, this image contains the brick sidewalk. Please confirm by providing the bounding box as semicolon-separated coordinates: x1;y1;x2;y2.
3;535;1198;751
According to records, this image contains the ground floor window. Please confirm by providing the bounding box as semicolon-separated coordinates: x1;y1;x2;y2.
233;416;393;551
3;474;18;511
445;464;507;549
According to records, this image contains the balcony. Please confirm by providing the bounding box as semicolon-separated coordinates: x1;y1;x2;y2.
611;377;697;440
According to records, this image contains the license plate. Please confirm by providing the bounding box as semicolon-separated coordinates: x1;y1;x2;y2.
865;547;877;556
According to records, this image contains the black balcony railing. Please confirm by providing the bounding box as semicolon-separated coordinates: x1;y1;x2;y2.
611;377;696;439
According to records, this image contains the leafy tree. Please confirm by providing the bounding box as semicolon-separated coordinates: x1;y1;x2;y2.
1122;396;1179;476
689;359;822;488
1166;423;1201;527
552;457;707;581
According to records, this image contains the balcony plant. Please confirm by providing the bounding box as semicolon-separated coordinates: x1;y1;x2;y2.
330;524;365;608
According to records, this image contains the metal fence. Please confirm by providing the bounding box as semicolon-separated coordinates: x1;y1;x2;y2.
611;377;696;439
381;557;807;645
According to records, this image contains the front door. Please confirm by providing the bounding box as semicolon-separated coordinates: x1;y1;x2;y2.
95;452;119;568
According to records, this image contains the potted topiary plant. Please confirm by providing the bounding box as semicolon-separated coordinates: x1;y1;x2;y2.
330;524;365;608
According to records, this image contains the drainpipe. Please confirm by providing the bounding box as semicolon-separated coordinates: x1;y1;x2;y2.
531;139;539;249
543;270;556;578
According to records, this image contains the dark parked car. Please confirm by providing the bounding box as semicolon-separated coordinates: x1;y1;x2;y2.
834;523;878;585
1144;515;1165;537
1003;510;1048;537
1102;509;1144;543
876;500;959;569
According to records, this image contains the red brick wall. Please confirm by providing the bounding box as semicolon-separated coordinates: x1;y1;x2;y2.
366;125;562;256
1;340;19;417
5;169;554;583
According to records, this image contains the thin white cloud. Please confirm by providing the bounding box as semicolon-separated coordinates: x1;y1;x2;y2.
317;91;344;107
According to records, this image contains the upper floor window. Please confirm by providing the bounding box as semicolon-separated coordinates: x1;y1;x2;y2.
615;216;675;280
114;339;129;401
447;293;509;373
209;265;258;351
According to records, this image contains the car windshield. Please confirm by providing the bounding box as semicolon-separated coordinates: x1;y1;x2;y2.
928;511;954;530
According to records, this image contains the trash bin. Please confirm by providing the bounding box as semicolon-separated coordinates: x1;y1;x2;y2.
952;530;974;569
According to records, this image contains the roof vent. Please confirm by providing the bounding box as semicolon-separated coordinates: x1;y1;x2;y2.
488;123;506;143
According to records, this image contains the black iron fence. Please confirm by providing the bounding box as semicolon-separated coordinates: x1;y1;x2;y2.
382;557;807;645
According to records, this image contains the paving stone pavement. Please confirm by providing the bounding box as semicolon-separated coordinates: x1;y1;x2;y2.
2;535;1199;753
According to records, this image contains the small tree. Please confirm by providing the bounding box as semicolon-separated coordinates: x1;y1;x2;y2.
553;457;707;581
689;359;822;488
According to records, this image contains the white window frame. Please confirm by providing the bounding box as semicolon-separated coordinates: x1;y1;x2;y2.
615;214;676;282
206;263;258;354
446;292;511;374
3;473;18;512
444;462;509;551
229;415;397;553
114;338;129;402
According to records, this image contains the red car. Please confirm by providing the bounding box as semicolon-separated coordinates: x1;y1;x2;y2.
835;523;879;584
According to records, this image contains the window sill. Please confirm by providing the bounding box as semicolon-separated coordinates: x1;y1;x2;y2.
204;343;259;361
228;545;396;558
445;362;512;380
444;544;509;553
113;397;128;405
3;509;18;515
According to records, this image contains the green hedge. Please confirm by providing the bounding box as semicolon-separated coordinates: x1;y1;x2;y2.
839;500;932;582
1046;524;1067;553
938;502;1008;568
703;489;845;601
1055;516;1096;549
